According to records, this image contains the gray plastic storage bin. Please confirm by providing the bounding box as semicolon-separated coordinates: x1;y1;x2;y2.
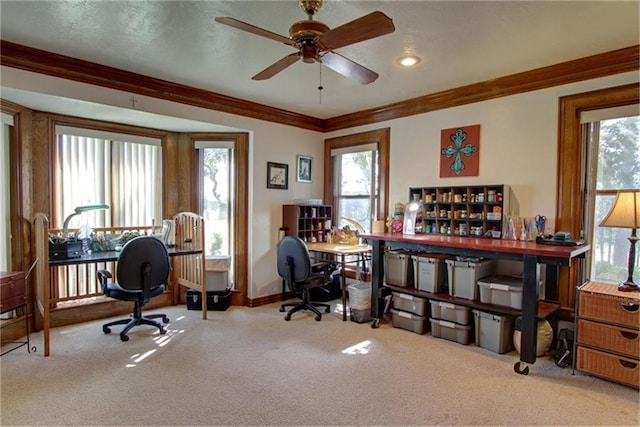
429;300;472;325
429;318;474;344
385;251;410;286
477;275;523;309
412;254;448;293
473;309;515;354
392;292;429;316
391;308;429;334
446;258;495;300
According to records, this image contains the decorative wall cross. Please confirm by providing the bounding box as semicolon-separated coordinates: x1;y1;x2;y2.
440;124;480;177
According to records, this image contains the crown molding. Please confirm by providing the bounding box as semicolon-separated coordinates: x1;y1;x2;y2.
1;40;638;133
0;40;325;132
324;45;639;132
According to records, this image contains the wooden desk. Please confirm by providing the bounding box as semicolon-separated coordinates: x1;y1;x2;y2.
358;232;590;375
32;212;206;356
306;242;372;321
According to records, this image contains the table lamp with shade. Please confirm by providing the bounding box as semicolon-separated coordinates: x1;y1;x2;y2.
599;190;640;292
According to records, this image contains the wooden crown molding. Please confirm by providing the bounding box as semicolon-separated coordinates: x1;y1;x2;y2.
324;45;640;132
0;40;325;132
1;40;638;133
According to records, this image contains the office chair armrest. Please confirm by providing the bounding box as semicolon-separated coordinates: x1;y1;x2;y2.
96;269;112;293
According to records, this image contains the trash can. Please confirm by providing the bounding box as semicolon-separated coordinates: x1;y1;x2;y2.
348;282;372;323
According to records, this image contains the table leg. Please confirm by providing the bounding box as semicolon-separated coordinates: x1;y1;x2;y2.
341;253;347;321
515;255;540;374
370;240;384;328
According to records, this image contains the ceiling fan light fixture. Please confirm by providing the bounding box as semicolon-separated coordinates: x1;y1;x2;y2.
397;55;421;67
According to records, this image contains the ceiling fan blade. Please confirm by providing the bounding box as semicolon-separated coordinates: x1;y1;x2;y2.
252;53;301;80
215;16;294;46
318;11;395;50
320;52;378;85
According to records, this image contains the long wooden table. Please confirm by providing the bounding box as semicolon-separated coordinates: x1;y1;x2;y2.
358;232;590;375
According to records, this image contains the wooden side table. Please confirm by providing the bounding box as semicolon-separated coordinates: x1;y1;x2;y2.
575;281;639;388
1;271;35;356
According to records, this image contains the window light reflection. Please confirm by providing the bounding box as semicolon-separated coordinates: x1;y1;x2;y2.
342;340;371;355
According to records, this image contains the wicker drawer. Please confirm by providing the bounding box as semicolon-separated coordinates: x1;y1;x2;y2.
579;282;640;329
577;346;639;388
578;319;639;357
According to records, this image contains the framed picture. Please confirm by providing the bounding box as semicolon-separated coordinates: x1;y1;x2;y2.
266;161;288;189
296;155;312;183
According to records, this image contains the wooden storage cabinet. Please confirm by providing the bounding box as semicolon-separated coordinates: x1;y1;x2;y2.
1;271;34;356
0;272;26;313
409;184;510;238
282;204;332;243
575;281;640;388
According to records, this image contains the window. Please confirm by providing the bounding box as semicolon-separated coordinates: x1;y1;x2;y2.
195;142;233;257
0;113;13;271
583;113;639;283
324;128;390;234
333;146;378;233
53;126;162;230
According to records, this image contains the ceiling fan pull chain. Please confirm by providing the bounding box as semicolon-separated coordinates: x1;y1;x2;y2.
318;63;323;104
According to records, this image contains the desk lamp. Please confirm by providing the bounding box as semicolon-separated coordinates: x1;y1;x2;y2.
599;190;640;292
403;200;422;235
62;204;109;237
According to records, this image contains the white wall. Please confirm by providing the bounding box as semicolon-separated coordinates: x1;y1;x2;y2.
1;68;638;300
326;71;639;236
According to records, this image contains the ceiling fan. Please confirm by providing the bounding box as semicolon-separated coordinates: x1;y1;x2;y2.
215;0;395;85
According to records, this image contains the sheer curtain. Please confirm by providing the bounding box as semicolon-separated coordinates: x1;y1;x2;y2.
54;126;162;230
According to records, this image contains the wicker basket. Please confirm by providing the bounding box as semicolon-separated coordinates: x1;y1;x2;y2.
579;283;640;328
577;319;639;356
577;346;639;388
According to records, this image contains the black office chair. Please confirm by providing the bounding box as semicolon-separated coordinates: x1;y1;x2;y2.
97;236;170;341
277;236;337;321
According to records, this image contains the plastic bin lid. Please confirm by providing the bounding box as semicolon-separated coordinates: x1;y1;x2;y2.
477;275;523;289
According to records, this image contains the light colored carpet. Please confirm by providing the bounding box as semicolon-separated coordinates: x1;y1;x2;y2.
1;301;638;426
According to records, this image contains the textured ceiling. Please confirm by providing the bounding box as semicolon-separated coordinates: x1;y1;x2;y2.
0;0;638;128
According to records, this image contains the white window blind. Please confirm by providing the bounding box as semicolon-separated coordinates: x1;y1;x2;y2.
54;126;162;229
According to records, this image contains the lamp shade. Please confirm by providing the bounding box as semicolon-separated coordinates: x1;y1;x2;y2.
599;190;640;229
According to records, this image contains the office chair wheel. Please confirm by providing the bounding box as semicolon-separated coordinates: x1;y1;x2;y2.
162;316;170;323
324;306;330;313
315;314;321;321
103;326;111;334
279;306;285;312
160;326;167;334
119;334;129;342
284;313;292;321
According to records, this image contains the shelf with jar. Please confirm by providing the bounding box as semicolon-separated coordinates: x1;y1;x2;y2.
408;185;511;238
282;204;333;243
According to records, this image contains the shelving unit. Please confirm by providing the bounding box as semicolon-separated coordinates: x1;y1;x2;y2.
408;184;511;238
574;281;639;388
282;204;332;243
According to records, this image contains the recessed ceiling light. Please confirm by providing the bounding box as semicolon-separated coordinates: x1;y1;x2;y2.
397;55;421;67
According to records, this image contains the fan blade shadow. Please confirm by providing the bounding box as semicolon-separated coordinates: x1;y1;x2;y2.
215;17;294;46
320;52;378;85
318;11;395;50
252;53;301;80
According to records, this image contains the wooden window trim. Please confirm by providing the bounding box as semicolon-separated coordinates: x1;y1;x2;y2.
324;128;390;225
556;83;639;316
